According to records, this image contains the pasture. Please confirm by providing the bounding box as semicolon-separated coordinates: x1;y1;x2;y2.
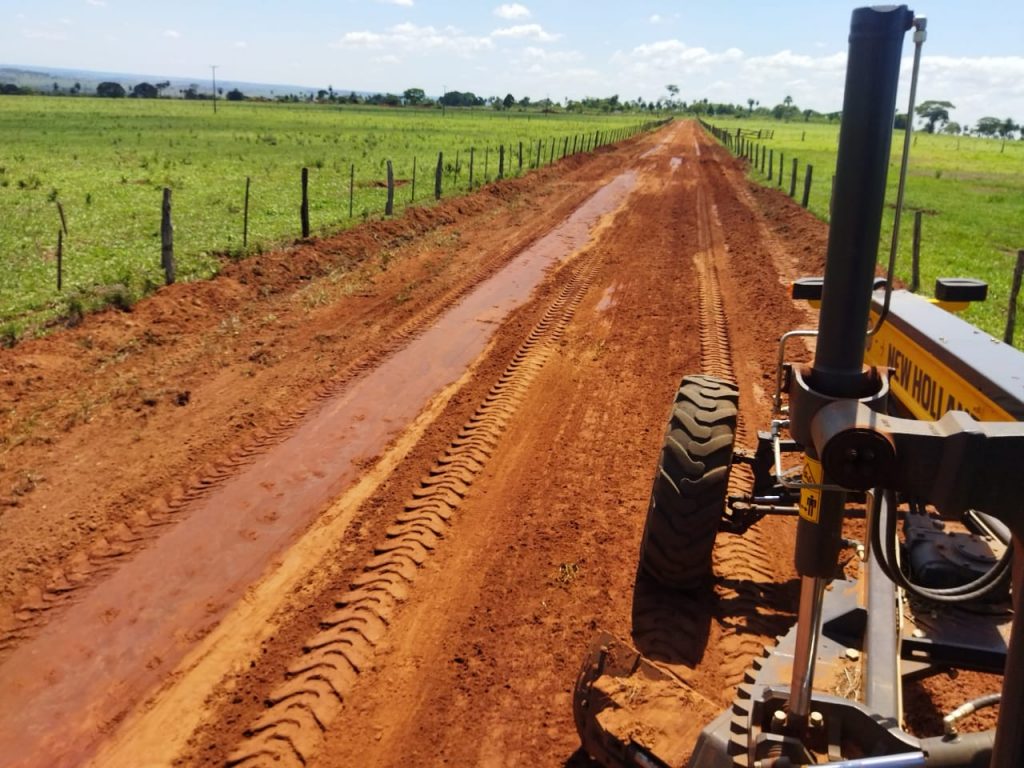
708;117;1024;340
0;96;641;337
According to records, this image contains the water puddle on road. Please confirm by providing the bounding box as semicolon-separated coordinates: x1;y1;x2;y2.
0;170;639;767
596;284;619;314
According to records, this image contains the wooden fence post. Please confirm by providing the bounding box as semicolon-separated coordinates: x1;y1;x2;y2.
161;188;175;285
518;141;523;173
761;146;767;174
768;149;774;180
802;164;813;208
385;160;394;216
536;139;542;169
789;158;798;198
56;201;68;236
349;164;355;218
1005;250;1024;345
485;147;489;181
411;156;417;202
300;167;310;237
499;145;505;179
435;151;443;200
563;136;568;158
469;147;475;190
57;229;63;291
778;152;784;186
550;137;555;165
243;176;250;248
910;211;922;292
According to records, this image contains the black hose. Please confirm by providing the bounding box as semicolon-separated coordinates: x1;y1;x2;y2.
871;491;1013;604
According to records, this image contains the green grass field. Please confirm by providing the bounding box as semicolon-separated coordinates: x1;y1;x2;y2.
706;118;1024;342
0;96;644;338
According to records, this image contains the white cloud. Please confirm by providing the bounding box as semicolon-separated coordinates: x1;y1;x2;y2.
376;0;414;5
21;28;68;41
911;54;1024;127
333;23;493;55
491;24;561;42
85;0;106;6
374;54;402;64
495;3;530;20
59;17;73;25
613;39;743;76
234;40;247;48
649;14;662;24
164;29;180;39
517;46;584;65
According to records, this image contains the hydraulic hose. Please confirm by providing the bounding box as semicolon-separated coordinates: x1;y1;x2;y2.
871;491;1013;604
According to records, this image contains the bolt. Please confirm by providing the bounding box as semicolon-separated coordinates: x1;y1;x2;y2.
772;709;788;731
809;711;825;729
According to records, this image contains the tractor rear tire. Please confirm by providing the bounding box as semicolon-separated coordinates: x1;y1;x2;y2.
638;374;738;591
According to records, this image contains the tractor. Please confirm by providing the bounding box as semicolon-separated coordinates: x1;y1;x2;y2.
573;6;1024;767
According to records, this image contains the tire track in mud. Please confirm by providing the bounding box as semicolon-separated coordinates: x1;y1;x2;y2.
225;249;606;767
0;235;547;659
693;151;792;690
694;139;801;692
631;138;790;693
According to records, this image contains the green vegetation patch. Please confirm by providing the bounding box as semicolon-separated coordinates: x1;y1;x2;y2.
0;96;643;335
707;118;1024;341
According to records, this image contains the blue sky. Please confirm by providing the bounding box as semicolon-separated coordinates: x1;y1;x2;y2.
2;1;1022;126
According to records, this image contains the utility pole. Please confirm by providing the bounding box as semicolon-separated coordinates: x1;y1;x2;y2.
211;65;218;113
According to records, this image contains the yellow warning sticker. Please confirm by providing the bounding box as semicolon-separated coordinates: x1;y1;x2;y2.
799;457;823;524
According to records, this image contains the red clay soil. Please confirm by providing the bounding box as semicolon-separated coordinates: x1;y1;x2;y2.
0;120;999;768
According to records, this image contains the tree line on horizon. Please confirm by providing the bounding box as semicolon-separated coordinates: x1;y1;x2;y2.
1;77;1019;139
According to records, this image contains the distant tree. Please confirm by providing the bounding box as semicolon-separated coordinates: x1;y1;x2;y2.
132;82;158;98
439;90;483;108
403;87;425;105
894;113;908;130
783;94;793;108
975;116;1002;137
155;81;170;96
317;89;330;101
803;108;814;122
518;95;531;108
942;121;961;135
747;97;755;113
182;84;200;100
915;100;954;133
97;81;126;98
502;93;515;109
52;82;60;94
998;117;1020;139
72;81;82;95
0;83;28;95
226;88;245;101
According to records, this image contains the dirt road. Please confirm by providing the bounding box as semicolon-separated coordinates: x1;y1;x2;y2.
0;120;831;767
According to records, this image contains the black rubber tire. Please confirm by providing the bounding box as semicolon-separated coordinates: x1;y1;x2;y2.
638;374;738;591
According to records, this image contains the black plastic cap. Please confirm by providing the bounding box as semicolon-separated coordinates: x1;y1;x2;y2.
793;277;824;301
935;278;988;303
